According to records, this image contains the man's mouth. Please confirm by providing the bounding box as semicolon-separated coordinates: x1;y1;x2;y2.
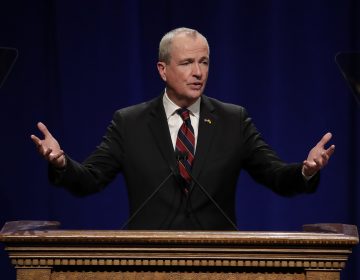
188;82;203;90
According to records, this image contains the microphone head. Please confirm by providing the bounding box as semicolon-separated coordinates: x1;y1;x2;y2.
175;151;188;161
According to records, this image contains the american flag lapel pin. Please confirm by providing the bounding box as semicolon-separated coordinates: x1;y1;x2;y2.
204;118;212;124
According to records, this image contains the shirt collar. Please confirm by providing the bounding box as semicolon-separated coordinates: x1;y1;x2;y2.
163;90;201;120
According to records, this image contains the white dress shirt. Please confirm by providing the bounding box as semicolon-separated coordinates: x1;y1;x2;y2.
163;92;200;152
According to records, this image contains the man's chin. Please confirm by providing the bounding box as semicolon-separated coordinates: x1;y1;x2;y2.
167;88;204;106
185;93;202;103
187;88;204;98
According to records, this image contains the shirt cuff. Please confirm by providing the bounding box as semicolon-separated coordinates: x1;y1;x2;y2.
302;166;316;181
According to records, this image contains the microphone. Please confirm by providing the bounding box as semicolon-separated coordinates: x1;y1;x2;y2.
175;151;239;231
120;168;176;230
0;47;18;89
175;150;188;162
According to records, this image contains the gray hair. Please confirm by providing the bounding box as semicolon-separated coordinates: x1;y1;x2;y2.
158;27;209;64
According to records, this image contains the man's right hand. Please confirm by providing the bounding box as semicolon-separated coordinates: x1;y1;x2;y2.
30;122;66;169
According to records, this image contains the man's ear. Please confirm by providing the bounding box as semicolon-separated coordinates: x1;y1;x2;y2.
157;62;166;82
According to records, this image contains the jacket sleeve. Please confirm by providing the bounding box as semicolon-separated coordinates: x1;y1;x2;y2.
240;108;320;197
48;111;124;196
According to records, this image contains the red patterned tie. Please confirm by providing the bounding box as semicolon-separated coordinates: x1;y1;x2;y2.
175;108;195;188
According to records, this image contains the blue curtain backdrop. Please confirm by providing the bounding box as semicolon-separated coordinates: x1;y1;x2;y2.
0;0;359;278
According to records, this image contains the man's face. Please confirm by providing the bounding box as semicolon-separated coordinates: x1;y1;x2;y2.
157;34;209;107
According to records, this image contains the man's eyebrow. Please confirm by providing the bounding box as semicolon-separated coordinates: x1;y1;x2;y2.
178;58;194;63
199;56;209;61
178;56;209;63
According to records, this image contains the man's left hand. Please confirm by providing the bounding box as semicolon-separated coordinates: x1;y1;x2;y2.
302;132;335;177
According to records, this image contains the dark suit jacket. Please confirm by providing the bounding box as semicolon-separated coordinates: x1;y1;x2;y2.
49;95;319;230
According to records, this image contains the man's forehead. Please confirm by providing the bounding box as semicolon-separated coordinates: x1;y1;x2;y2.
171;35;209;56
172;33;206;45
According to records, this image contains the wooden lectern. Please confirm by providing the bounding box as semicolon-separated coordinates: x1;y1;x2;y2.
0;221;358;280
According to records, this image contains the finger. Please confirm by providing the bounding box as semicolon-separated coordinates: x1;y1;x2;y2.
44;148;53;158
30;134;42;146
51;150;64;161
303;160;316;170
319;151;330;162
317;132;332;147
37;122;52;138
313;157;327;170
325;144;335;157
302;160;317;176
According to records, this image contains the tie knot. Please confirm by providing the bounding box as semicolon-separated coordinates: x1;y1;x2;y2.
177;108;190;121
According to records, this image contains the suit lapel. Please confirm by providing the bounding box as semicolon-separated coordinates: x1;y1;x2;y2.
148;96;178;172
147;95;217;179
192;96;217;179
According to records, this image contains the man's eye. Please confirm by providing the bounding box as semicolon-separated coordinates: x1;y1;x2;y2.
181;61;191;65
201;61;209;65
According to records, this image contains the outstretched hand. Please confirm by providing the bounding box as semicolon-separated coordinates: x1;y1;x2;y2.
30;122;66;168
302;132;335;177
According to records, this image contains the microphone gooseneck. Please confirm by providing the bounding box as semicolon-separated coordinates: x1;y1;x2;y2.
120;169;176;230
121;151;239;231
176;152;239;231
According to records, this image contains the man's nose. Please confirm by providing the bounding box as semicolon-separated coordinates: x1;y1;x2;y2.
192;63;202;79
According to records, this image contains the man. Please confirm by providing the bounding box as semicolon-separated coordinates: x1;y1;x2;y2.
31;27;335;230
